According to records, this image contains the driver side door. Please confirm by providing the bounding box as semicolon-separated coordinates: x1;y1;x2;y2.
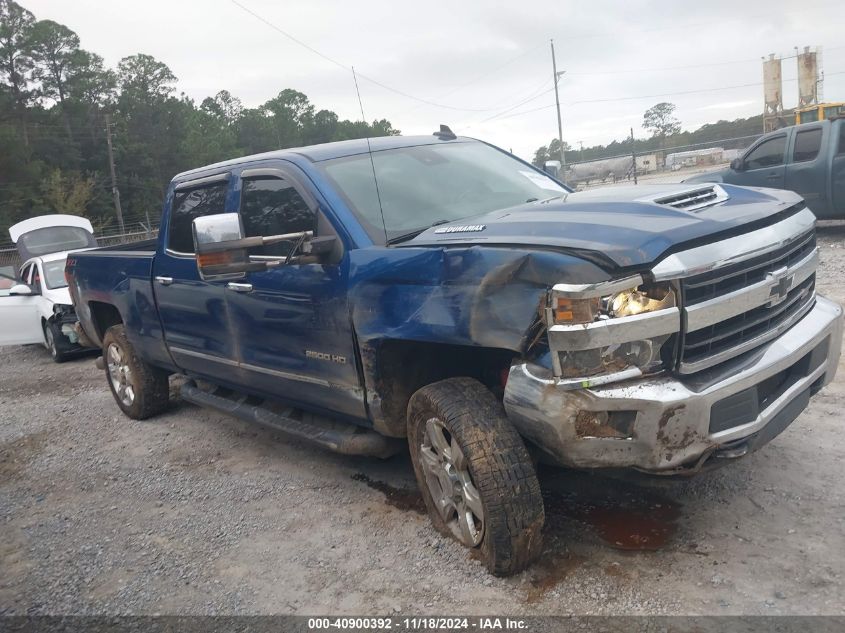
0;263;44;346
732;134;787;189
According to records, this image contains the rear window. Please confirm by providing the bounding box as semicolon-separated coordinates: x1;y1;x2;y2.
17;226;95;257
168;182;228;254
793;128;822;162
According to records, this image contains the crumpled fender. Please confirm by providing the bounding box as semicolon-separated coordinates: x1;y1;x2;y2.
347;245;610;434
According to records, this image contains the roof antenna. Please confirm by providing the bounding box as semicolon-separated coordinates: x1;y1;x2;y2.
352;66;388;244
433;124;456;140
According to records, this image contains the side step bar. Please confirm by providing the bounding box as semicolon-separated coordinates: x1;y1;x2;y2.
180;381;404;459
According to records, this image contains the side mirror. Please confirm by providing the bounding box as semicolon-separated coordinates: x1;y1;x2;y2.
192;213;333;278
8;283;33;296
730;158;744;171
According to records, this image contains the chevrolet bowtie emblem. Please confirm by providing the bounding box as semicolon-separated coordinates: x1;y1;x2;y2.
767;267;794;306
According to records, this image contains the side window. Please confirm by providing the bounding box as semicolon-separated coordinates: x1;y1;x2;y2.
793;128;822;163
31;265;42;293
20;263;33;284
745;136;786;170
168;182;228;254
838;124;845;155
239;177;316;257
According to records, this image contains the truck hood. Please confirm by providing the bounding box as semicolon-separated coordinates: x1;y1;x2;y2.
401;183;804;269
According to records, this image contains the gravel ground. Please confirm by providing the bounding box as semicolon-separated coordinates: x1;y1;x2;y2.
1;225;845;616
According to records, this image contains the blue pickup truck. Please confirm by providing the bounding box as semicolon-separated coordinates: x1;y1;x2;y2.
67;131;843;575
685;117;845;218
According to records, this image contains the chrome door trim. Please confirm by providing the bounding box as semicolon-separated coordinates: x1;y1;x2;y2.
168;346;356;391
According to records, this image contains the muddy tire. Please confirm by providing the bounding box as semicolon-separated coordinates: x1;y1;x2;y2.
407;377;544;576
43;321;70;363
102;324;169;420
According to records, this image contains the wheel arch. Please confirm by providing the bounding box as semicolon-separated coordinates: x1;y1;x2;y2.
88;301;124;343
360;338;517;437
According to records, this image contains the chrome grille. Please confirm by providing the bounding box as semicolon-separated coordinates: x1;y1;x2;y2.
679;228;818;373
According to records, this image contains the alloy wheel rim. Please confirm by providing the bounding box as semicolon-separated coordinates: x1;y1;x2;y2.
45;327;56;357
107;343;135;407
419;417;485;547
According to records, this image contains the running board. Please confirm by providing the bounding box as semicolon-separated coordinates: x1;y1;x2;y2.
180;381;404;459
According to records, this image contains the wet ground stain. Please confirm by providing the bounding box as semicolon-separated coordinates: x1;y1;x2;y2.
525;470;682;602
540;470;682;551
351;473;426;515
525;552;587;603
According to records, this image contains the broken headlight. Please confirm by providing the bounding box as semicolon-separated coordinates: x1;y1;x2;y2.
546;276;679;382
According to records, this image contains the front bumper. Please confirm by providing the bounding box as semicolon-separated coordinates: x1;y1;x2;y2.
503;295;843;473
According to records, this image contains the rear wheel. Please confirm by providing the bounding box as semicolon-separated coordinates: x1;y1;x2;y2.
407;377;544;576
102;325;169;419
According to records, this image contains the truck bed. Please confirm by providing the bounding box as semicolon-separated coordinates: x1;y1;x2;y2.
67;246;174;369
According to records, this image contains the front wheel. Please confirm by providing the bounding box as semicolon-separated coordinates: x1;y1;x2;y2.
102;325;169;420
43;321;70;363
407;377;544;576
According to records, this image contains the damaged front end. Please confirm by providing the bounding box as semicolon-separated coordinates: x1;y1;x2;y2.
504;209;843;474
50;303;89;353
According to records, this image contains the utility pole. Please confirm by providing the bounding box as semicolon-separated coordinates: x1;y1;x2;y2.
104;113;125;234
578;140;584;162
550;39;566;168
630;127;638;185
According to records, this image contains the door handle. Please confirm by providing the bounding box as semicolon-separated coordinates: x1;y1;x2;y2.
227;282;253;293
155;276;173;286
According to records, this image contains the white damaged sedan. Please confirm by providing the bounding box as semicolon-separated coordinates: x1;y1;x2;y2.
0;215;97;362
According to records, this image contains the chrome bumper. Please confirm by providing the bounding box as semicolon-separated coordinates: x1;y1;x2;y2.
503;295;843;473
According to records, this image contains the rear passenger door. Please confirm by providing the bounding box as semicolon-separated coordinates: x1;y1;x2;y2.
152;174;241;384
785;125;829;217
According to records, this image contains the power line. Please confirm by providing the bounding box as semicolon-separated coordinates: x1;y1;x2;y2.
466;69;845;126
392;43;548;117
567;44;845;76
227;0;515;113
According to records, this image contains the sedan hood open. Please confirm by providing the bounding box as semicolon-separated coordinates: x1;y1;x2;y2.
401;183;804;270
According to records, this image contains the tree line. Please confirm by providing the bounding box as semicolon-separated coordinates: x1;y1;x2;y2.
532;101;772;168
0;0;398;243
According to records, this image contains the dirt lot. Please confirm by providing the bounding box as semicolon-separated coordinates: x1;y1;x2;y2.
2;226;845;617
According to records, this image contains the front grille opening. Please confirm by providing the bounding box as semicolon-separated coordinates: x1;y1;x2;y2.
684;230;816;305
682;275;815;366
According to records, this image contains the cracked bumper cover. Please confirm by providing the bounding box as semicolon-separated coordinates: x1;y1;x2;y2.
503;295;843;472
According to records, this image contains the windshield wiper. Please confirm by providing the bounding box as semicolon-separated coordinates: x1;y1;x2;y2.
527;195;566;204
385;219;451;246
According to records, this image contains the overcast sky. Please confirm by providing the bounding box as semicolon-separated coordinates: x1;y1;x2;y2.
24;0;845;161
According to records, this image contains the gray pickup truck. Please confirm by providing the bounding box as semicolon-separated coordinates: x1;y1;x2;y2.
686;117;845;219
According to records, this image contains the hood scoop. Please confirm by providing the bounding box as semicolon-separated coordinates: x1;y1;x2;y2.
643;184;729;212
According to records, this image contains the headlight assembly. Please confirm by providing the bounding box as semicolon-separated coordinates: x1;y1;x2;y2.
545;276;680;384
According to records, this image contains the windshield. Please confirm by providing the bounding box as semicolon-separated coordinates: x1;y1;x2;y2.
319;141;568;243
42;259;68;289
